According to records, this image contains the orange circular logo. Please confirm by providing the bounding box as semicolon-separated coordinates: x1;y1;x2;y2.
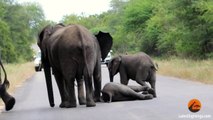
188;99;201;113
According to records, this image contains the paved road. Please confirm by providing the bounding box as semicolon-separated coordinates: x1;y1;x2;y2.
0;65;212;120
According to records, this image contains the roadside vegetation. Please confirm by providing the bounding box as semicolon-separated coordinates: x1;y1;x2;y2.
155;58;213;84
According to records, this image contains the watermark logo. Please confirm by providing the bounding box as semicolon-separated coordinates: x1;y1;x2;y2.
178;99;212;119
188;99;201;113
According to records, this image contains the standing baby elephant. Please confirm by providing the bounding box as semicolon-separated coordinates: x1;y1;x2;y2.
108;52;157;97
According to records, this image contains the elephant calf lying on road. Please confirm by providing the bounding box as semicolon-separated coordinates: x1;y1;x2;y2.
101;83;154;102
108;52;158;97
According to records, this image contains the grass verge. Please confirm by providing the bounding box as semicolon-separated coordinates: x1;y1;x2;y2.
0;62;35;110
155;57;213;84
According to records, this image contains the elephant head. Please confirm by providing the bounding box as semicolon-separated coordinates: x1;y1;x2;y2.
38;24;65;107
0;60;15;111
108;56;121;82
37;25;58;107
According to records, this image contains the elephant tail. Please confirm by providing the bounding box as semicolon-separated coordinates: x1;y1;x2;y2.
78;28;92;77
153;63;158;71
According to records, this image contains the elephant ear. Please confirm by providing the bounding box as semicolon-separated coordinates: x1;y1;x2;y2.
95;31;113;60
38;25;52;48
111;56;121;76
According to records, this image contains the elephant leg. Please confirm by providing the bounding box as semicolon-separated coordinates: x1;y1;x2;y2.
62;72;77;108
53;69;69;108
119;67;129;85
84;72;96;107
125;89;153;100
93;61;102;102
76;77;86;105
136;66;149;87
67;77;77;108
127;85;149;92
115;86;153;101
149;71;157;97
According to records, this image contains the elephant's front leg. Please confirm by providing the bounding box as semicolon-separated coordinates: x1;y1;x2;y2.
149;73;157;97
119;67;129;85
76;78;86;105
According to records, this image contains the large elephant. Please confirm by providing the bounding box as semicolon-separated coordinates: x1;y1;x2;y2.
0;59;15;111
107;52;157;97
38;24;112;108
101;82;154;102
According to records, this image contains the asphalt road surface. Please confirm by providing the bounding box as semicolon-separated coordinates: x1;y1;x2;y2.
0;65;212;120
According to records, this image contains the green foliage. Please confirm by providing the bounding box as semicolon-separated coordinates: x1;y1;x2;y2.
122;0;212;58
0;0;45;63
0;20;17;62
52;0;213;59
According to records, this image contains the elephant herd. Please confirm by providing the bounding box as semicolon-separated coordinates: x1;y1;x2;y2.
38;23;157;108
0;23;157;111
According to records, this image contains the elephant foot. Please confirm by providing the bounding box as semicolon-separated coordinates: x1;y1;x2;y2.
147;88;157;98
144;94;153;100
94;97;101;102
79;98;86;105
5;97;16;111
86;101;96;107
59;101;76;108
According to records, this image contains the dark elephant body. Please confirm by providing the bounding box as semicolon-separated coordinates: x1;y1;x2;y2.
38;24;112;108
108;52;157;97
101;83;153;102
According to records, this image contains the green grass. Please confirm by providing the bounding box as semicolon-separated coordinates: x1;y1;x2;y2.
155;57;213;84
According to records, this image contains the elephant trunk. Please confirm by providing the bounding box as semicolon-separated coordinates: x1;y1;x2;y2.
110;74;114;82
0;84;15;111
43;60;55;107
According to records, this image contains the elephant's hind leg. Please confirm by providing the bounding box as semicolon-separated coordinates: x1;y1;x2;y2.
76;78;86;105
93;60;102;102
53;69;70;108
84;72;96;107
127;89;153;100
128;85;149;92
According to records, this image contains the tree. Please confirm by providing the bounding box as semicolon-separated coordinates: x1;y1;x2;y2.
0;0;46;62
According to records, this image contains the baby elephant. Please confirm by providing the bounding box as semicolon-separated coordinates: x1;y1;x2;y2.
101;82;154;102
108;52;157;97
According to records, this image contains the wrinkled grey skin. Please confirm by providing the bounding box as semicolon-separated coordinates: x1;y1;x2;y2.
101;83;154;102
108;52;157;97
0;59;15;111
38;24;112;108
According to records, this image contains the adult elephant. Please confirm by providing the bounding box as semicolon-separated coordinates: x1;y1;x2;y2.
38;24;113;108
107;52;157;97
0;59;15;111
101;82;154;102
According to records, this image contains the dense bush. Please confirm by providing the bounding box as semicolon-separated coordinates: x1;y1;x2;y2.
0;0;45;63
